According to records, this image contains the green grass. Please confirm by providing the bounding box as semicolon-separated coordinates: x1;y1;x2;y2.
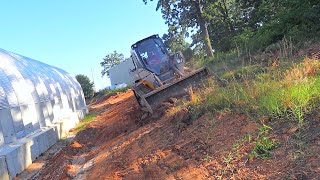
203;153;212;162
181;42;320;164
73;113;97;133
94;87;130;98
221;64;264;80
249;125;279;159
192;57;320;127
258;77;320;126
250;137;279;159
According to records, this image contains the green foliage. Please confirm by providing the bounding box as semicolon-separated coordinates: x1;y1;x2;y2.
143;0;214;57
221;65;264;80
258;78;320;126
220;134;252;177
94;87;129;98
234;0;320;51
145;0;320;53
249;125;279;159
203;153;212;162
258;86;285;118
250;137;279;159
162;33;195;62
162;33;187;53
100;51;125;77
187;103;204;121
75;74;94;99
201;57;320;126
205;82;234;112
285;81;318;125
73;113;97;133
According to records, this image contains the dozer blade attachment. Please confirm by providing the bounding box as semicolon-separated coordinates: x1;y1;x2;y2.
140;67;209;113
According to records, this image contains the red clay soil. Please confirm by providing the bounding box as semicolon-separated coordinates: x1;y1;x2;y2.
36;90;320;179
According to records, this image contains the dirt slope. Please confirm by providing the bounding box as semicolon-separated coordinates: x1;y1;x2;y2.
33;90;319;179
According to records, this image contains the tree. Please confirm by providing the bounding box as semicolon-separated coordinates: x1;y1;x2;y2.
234;0;320;49
162;33;194;61
143;0;214;57
75;74;94;99
162;32;186;53
100;51;125;77
205;0;237;51
145;0;320;54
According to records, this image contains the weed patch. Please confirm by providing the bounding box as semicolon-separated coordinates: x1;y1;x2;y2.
249;125;279;159
219;134;252;178
72;113;97;133
94;87;130;98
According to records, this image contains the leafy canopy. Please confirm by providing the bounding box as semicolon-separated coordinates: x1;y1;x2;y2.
144;0;320;53
100;51;125;77
75;74;94;99
143;0;214;57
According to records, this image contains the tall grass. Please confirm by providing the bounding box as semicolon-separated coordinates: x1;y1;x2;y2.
200;57;320;126
94;87;130;98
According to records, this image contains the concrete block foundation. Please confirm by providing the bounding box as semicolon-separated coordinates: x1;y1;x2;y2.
0;108;86;179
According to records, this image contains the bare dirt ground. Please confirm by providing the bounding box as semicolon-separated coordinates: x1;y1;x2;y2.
18;90;320;179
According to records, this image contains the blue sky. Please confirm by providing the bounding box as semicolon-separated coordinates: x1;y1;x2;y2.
0;0;167;90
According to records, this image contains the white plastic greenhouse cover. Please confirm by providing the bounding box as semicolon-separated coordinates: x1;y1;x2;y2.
0;48;87;147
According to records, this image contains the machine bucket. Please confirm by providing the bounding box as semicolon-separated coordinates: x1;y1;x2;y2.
140;67;209;113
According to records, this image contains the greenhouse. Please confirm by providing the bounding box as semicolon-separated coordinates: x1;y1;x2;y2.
0;48;87;178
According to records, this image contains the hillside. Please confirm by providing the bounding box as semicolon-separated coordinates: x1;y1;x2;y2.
17;44;320;179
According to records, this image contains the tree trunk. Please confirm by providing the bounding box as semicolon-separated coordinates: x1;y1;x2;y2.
195;0;214;57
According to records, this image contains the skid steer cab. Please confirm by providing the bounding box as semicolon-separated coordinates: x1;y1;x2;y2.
129;34;209;113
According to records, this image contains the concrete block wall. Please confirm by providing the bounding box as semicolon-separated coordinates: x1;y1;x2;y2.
0;109;85;179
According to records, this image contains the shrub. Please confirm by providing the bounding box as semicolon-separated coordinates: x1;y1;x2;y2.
76;74;95;99
94;87;130;98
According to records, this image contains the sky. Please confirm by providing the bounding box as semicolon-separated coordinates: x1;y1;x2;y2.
0;0;167;90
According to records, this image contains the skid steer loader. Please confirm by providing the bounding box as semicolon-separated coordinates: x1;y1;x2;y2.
129;34;209;113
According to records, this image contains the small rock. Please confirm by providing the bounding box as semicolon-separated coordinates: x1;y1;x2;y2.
168;98;178;104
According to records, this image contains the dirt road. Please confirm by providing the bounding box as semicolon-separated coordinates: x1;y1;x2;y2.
26;90;320;179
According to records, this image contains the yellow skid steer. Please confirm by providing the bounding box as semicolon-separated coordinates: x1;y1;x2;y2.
129;34;209;113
